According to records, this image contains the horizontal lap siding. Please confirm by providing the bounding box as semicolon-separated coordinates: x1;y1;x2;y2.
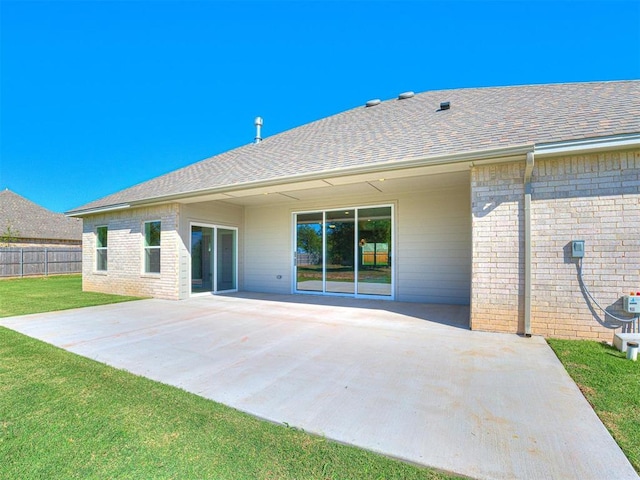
397;185;471;304
243;205;291;294
243;183;472;304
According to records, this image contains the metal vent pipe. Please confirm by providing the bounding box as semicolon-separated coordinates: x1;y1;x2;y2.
254;117;263;144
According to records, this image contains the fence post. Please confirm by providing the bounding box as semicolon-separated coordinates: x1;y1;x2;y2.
20;248;24;277
45;248;49;276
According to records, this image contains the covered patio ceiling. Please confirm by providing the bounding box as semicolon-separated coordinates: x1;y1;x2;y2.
177;162;471;207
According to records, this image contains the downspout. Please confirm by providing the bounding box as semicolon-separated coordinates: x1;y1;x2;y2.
523;151;535;337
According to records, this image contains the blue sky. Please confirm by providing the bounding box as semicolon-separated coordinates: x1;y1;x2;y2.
1;0;639;213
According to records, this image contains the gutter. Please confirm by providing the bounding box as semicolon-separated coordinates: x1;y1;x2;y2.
66;203;131;217
534;132;640;158
67;143;534;216
66;132;640;220
523;152;534;337
65;203;131;217
116;133;640;214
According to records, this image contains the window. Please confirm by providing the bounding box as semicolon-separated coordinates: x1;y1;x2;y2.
96;226;108;271
144;221;161;274
294;205;393;297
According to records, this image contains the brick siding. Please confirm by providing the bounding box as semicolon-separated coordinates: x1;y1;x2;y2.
82;204;181;299
472;149;640;341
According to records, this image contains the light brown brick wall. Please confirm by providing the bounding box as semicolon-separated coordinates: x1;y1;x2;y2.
471;162;525;334
82;204;182;299
472;149;640;341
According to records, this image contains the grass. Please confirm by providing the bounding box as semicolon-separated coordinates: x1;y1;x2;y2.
0;275;140;317
548;339;640;473
0;275;461;479
0;327;461;479
2;276;635;477
297;265;391;284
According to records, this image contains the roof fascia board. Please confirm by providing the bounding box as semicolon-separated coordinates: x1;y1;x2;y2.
66;203;131;217
67;133;640;217
123;144;533;208
534;133;640;158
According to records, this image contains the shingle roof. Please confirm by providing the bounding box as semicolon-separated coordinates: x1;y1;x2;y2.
69;81;640;214
0;189;82;242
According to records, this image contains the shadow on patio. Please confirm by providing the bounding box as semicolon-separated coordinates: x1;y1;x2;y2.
217;291;470;330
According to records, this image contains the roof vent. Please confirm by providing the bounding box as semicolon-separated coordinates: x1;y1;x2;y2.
440;101;450;110
365;99;381;107
254;116;263;144
398;91;414;100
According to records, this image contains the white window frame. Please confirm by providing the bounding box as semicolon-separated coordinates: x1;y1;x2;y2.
291;203;395;300
95;225;108;272
143;220;161;275
189;222;239;296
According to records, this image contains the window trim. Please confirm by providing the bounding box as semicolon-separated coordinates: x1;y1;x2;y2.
143;220;162;275
96;225;108;272
189;222;239;296
291;203;395;300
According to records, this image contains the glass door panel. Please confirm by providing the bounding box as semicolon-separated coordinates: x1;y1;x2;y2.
326;210;355;294
357;207;392;296
296;212;323;292
191;226;213;293
217;228;236;291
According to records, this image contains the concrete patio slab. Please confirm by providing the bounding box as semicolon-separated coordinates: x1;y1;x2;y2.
1;293;637;480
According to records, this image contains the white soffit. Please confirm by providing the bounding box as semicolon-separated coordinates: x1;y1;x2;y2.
212;170;470;207
323;160;472;186
179;193;234;204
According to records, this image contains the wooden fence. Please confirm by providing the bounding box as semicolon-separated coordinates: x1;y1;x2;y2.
0;248;82;277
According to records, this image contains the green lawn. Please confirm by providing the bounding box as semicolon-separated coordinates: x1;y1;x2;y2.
1;276;637;477
548;339;640;473
296;265;391;284
0;275;140;317
0;275;460;479
0;327;460;479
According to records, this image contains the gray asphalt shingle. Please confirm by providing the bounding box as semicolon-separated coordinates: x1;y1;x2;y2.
0;189;82;242
69;81;640;214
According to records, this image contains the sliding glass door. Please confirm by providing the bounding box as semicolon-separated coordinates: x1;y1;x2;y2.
326;210;355;293
295;206;392;298
191;224;237;294
295;212;323;292
357;207;392;296
191;226;213;293
217;228;236;291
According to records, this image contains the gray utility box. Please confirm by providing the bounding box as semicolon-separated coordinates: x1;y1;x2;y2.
613;333;640;352
623;295;640;314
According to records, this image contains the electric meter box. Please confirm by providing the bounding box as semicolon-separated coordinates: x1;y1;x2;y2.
624;295;640;314
571;240;585;258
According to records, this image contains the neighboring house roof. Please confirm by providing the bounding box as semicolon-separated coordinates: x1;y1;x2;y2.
0;189;82;242
69;80;640;215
